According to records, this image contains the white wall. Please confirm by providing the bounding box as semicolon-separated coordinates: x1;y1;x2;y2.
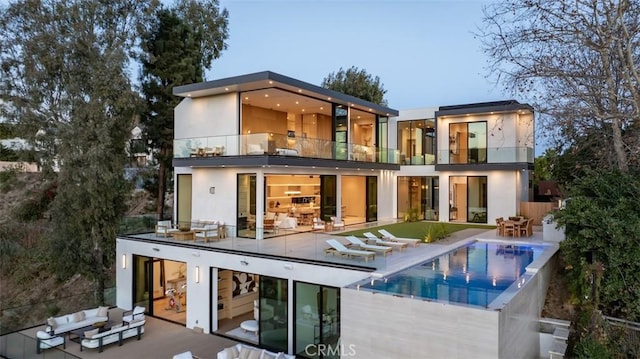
116;239;371;334
174;93;239;139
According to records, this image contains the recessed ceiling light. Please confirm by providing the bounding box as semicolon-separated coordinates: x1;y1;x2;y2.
187;93;191;97
295;101;299;105
269;81;273;84
328;97;331;100
320;107;324;110
368;108;372;111
245;96;249;100
357;116;361;119
298;89;302;93
276;103;280;107
264;94;269;97
302;109;305;112
335;167;339;169
224;87;229;91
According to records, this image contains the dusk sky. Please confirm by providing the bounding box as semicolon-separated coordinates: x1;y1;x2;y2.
211;0;501;111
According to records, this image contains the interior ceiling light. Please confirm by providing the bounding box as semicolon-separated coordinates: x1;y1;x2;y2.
327;97;331;100
298;89;302;92
269;80;273;84
244;96;249;100
224;87;229;91
264;94;269;97
187;93;191;97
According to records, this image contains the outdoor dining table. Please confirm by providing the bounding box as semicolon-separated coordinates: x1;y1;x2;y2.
500;219;526;237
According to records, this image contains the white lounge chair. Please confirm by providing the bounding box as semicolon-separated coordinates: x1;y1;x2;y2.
195;224;219;242
325;239;375;262
362;232;409;251
377;229;420;247
155;220;179;237
345;236;392;256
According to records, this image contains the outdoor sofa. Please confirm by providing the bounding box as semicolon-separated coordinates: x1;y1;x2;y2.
46;306;109;335
80;318;145;352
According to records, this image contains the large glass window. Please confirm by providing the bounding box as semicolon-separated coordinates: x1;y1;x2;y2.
295;282;340;358
238;174;256;238
397;119;435;165
259;276;288;353
467;176;487;223
397;176;439;220
449;122;487;164
449;176;487;223
334;105;348;160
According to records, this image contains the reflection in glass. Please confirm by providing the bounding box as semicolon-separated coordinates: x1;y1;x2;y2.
259;276;288;353
295;282;340;358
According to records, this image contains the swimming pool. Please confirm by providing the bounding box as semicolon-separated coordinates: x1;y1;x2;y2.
355;241;547;308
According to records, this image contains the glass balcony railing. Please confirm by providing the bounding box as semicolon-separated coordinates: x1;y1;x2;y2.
174;133;400;164
437;146;534;165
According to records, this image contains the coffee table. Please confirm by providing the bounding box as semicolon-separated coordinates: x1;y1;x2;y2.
172;231;195;241
68;321;114;343
240;320;258;335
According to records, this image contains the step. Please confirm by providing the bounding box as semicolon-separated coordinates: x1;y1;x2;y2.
549;341;567;359
553;327;569;341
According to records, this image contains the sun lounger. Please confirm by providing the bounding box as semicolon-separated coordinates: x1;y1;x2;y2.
362;232;409;251
377;229;420;247
325;239;376;262
345;236;392;256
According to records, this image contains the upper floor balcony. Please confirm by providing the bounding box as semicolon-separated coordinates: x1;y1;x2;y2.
174;132;401;170
435;146;534;171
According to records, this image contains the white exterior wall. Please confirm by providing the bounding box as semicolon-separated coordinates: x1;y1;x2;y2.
116;239;371;334
174;93;239;139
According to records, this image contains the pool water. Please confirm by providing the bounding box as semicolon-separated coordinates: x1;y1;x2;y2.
358;241;547;308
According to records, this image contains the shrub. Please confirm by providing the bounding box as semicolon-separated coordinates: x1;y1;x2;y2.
403;207;421;222
424;223;449;243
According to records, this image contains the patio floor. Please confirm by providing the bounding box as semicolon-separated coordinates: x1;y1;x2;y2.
20;309;239;359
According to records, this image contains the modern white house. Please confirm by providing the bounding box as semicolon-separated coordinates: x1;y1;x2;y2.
116;71;549;358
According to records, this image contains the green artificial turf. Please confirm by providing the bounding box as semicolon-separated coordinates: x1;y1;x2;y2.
340;221;493;242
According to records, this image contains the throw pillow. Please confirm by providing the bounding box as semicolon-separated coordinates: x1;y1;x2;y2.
261;352;278;359
73;311;85;322
84;328;99;338
247;349;261;359
47;317;57;329
238;347;255;359
224;346;239;358
97;306;109;317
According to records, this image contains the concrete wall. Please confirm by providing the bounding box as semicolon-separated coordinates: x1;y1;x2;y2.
341;288;500;358
116;239;371;335
497;248;557;358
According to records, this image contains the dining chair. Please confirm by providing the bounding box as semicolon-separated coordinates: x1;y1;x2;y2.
502;221;515;237
495;217;504;236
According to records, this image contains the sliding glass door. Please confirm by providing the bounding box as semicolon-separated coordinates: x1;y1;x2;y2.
294;282;340;358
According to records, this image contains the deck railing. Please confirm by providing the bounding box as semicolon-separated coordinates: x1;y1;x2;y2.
174;133;400;164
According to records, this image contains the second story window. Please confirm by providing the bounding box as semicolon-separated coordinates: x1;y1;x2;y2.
449;121;487;164
398;119;436;165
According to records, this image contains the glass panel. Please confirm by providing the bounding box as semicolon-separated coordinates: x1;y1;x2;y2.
397;121;411;165
397;177;410;219
238;174;257;238
366;176;377;222
467;176;487;223
295;282;320;356
132;255;152;311
295;283;341;359
468;122;487;163
449;123;467;164
334;105;348;160
176;174;192;229
378;116;388;163
449;176;467;221
259;276;288;353
320;175;336;222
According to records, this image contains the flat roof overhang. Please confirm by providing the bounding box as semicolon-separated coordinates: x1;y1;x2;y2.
118;236;376;272
173;155;400;171
435;100;534;118
435;163;534;171
173;71;399;117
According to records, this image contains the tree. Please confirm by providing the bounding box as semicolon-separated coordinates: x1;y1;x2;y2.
479;0;640;173
0;0;156;303
554;169;640;320
321;66;388;106
140;0;228;219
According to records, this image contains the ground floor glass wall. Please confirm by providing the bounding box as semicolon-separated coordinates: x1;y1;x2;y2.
132;255;186;325
397;176;439;220
259;276;288;353
449;176;487;223
294;282;340;358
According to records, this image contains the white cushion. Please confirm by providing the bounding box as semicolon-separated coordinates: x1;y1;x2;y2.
173;351;193;359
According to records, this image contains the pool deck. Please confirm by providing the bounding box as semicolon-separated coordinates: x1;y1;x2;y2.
121;221;545;274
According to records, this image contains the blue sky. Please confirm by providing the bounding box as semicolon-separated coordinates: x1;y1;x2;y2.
211;0;500;110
